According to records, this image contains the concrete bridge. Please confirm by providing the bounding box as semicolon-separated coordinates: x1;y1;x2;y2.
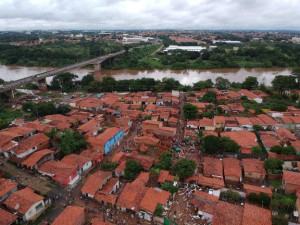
0;49;126;96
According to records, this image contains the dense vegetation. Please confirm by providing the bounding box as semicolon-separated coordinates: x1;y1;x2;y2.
124;160;142;180
22;102;71;117
172;159;196;179
59;128;87;156
0;40;123;67
202;135;240;154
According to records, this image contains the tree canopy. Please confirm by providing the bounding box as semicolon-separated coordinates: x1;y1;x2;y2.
59;128;87;156
124;160;142;180
183;103;198;119
172;159;196;179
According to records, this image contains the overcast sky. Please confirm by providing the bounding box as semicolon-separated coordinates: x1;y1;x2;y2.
0;0;299;31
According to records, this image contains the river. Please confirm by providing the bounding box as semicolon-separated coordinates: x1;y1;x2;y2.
0;64;292;86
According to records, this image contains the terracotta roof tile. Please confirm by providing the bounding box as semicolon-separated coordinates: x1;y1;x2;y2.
203;157;223;178
0;208;18;225
52;206;85;225
0;178;18;199
139;188;171;213
81;171;112;196
4;187;44;215
212;201;243;225
283;170;300;186
242;159;266;175
242;203;272;225
22;149;54;167
223;158;241;179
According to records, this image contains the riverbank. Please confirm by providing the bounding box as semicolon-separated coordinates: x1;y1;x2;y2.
0;64;292;86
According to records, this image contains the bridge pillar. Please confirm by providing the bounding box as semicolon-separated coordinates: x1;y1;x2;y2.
38;78;47;91
94;63;101;72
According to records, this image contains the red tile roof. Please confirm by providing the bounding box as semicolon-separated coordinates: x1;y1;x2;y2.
78;118;102;133
0;178;18;199
38;160;76;178
0;208;18;225
212;201;243;225
243;184;272;196
257;114;278;125
203;157;223;178
260;132;279;148
242;203;272;225
4;187;44;215
221;131;257;148
158;170;175;183
22;149;54;167
52;206;85;225
81;171;112;196
223;158;241;179
283;170;300;186
194;190;219;203
139;188;171;213
11;133;49;155
61;154;91;170
242;159;266;175
275;128;297;142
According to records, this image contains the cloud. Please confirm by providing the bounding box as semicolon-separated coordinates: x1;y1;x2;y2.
0;0;299;30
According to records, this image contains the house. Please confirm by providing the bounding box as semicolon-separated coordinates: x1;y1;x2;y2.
142;120;163;132
21;149;54;170
260;131;280;151
38;160;80;187
225;91;241;101
158;170;175;184
80;149;104;165
242;159;267;183
214;116;226;129
224;117;242;131
242;203;272;225
243;184;272;198
291;141;300;156
227;103;245;114
223;158;242;184
275;128;297;146
81;171;112;198
4;187;46;222
112;152;155;171
0;208;18;225
94;177;120;207
22;121;54;133
203;157;223;179
256;114;279;129
8;133;50;160
189;190;218;224
78;118;104;134
238;89;262;103
187;118;215;131
121;110;142;121
88;127;123;155
52;206;85;225
185;174;225;190
116;172;149;213
61;154;92;175
0;178;18;202
70;97;103;112
43;114;77;130
221;131;258;154
282;170;300;194
212;201;243;225
138;188;171;221
236;117;253;131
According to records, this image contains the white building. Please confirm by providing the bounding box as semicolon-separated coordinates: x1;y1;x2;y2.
122;36;150;43
164;45;206;52
292;37;300;44
213;40;241;44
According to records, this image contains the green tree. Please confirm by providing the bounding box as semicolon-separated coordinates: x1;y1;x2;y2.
264;159;284;170
221;137;240;153
202;91;217;103
242;76;258;90
57;105;71;114
215;77;231;90
60;128;86;156
224;190;240;204
172;159;196;179
52;72;78;92
193;79;214;90
155;152;172;170
252;146;263;154
272;75;296;94
100;162;119;171
161;182;179;194
81;74;95;87
202;135;221;154
253;124;264;131
0;78;5;84
0;119;9;130
183;103;198;119
124;160;142;180
272;215;288;225
154;204;163;217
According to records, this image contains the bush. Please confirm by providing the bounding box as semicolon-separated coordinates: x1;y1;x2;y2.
224;190;240;204
248;193;271;206
124;160;142;180
154;152;172;170
270;146;296;155
172;159;196;179
264;159;284;170
154;204;163;217
183;103;198;119
252;146;263;154
100;162;119;171
161;182;179;194
202;135;221;154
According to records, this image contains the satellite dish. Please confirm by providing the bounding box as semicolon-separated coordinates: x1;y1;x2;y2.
15;204;20;210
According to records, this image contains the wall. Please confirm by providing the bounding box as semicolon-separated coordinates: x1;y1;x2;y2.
24;200;45;221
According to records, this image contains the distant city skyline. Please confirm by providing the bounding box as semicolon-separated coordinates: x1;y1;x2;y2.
0;0;300;31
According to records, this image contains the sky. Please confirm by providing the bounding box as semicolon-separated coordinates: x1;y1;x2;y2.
0;0;299;31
